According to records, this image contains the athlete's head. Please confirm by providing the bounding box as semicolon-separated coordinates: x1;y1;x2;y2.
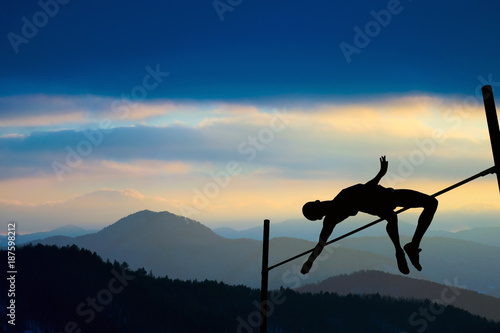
303;198;352;223
302;200;325;221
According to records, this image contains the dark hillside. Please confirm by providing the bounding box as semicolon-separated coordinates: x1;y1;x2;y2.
1;245;499;333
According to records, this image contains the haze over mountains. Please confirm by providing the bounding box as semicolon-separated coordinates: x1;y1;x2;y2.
0;225;97;246
28;210;500;302
214;218;500;247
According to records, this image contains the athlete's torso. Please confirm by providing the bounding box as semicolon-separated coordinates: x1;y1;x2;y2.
333;183;396;217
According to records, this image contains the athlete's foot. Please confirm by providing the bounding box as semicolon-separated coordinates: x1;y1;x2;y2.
404;242;422;271
395;250;409;275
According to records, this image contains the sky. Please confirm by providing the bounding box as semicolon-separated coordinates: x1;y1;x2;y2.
1;0;500;233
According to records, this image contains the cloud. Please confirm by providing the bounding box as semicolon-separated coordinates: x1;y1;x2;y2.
99;160;191;176
1;94;498;233
0;188;174;233
0;112;87;127
0;94;495;185
0;95;177;130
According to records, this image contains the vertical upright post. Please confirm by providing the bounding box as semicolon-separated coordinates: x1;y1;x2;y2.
482;85;500;193
260;219;270;333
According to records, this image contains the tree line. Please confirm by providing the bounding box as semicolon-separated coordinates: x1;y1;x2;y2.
1;244;499;332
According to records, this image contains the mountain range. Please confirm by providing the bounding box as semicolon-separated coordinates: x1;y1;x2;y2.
5;244;499;332
0;224;97;246
29;210;500;301
297;270;500;322
213;218;500;247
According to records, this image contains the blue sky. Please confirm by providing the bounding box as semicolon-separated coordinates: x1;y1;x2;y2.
1;0;500;232
2;0;500;98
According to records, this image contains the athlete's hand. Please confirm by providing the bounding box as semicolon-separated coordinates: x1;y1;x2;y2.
301;260;312;274
379;155;388;175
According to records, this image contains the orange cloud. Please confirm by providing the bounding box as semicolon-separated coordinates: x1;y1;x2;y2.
2;93;499;232
100;160;191;176
0;188;176;233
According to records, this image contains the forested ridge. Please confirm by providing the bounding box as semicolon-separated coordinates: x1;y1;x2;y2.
1;244;499;333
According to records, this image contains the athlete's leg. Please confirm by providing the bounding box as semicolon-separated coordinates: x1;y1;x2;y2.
393;189;438;271
385;212;403;251
393;189;438;248
385;212;409;274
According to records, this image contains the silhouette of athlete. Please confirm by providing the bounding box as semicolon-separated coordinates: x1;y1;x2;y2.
301;156;438;275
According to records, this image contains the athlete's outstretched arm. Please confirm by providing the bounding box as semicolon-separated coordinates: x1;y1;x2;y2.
301;221;334;274
365;155;388;187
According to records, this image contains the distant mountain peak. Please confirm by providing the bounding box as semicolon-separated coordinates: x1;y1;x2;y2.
51;224;89;232
119;209;205;227
97;209;220;242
